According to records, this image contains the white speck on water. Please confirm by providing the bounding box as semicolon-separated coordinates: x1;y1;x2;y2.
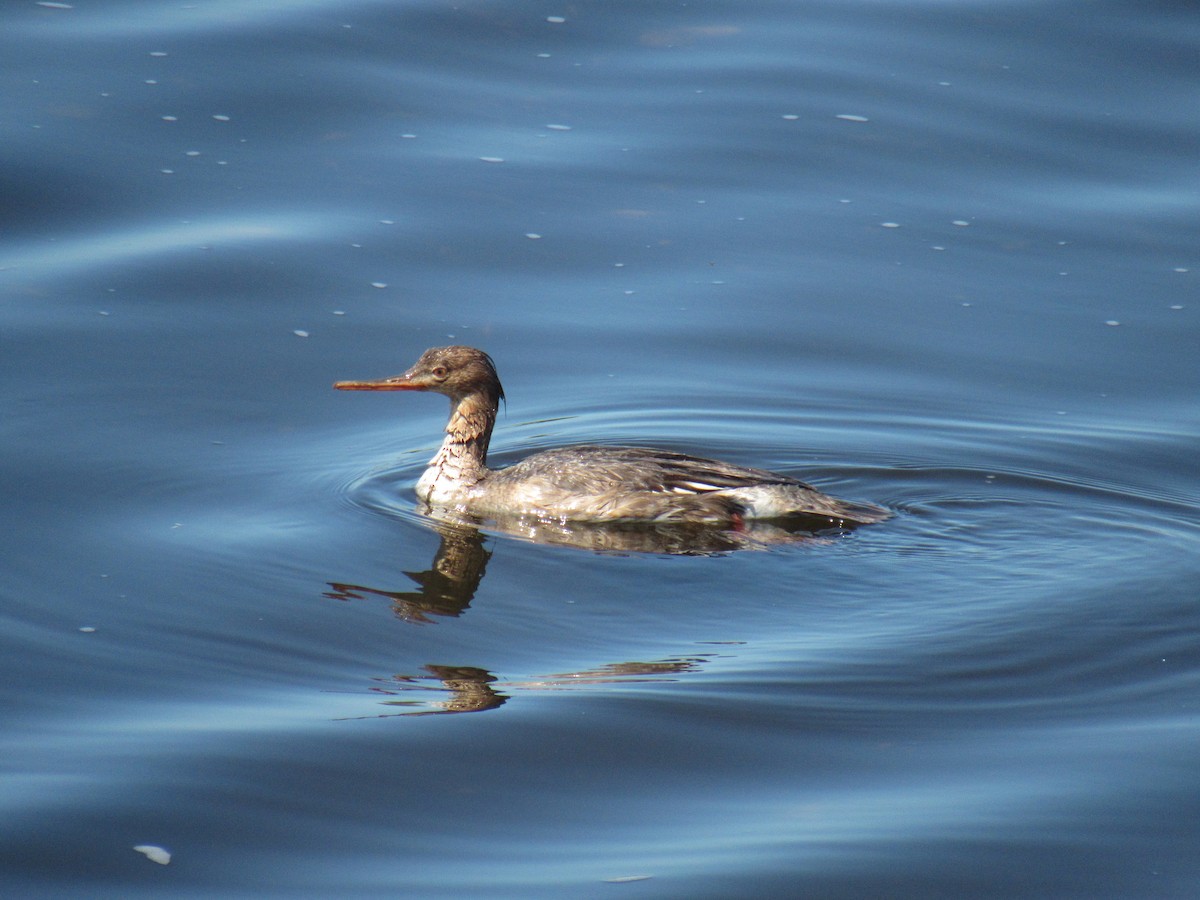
212;114;230;122
98;310;111;316
160;168;174;174
1169;304;1183;310
537;53;551;58
938;81;952;86
133;845;171;866
525;233;542;239
880;222;900;228
144;79;158;85
370;282;387;289
1173;267;1189;273
37;2;75;8
293;329;310;337
401;133;416;139
216;160;227;165
1105;320;1120;326
332;310;346;316
604;875;653;884
161;115;177;122
379;219;395;225
931;245;946;251
623;290;636;295
781;114;799;120
79;626;96;633
613;262;625;267
836;114;869;122
546;16;566;24
185;150;200;157
479;156;505;163
545;124;571;131
149;51;167;57
952;219;970;226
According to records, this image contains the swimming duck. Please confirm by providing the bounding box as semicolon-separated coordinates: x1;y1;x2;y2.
335;346;887;527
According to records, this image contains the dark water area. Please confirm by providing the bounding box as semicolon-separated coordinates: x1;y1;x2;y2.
2;1;1198;896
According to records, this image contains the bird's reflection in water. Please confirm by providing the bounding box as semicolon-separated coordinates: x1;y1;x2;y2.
424;504;845;555
326;507;844;625
336;657;716;720
358;665;508;717
322;508;826;718
324;519;491;623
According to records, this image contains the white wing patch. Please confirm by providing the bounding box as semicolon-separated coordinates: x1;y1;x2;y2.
668;480;725;495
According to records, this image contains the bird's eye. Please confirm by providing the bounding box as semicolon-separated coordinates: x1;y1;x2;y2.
431;366;448;380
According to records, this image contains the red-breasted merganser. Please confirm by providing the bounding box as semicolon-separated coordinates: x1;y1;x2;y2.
335;346;888;527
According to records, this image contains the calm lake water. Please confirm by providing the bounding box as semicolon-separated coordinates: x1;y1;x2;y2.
3;1;1198;896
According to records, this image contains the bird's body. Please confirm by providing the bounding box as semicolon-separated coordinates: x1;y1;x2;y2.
336;346;888;528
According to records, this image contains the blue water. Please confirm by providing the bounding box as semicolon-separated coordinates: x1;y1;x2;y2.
3;1;1198;896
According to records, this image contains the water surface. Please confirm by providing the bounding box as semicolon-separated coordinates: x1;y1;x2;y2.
2;1;1198;896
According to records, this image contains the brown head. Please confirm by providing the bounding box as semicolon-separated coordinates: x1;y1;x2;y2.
335;346;505;407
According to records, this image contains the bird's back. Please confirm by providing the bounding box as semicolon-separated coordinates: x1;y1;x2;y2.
479;445;885;525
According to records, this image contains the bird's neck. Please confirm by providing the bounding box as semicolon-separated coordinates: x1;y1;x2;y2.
426;392;497;487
